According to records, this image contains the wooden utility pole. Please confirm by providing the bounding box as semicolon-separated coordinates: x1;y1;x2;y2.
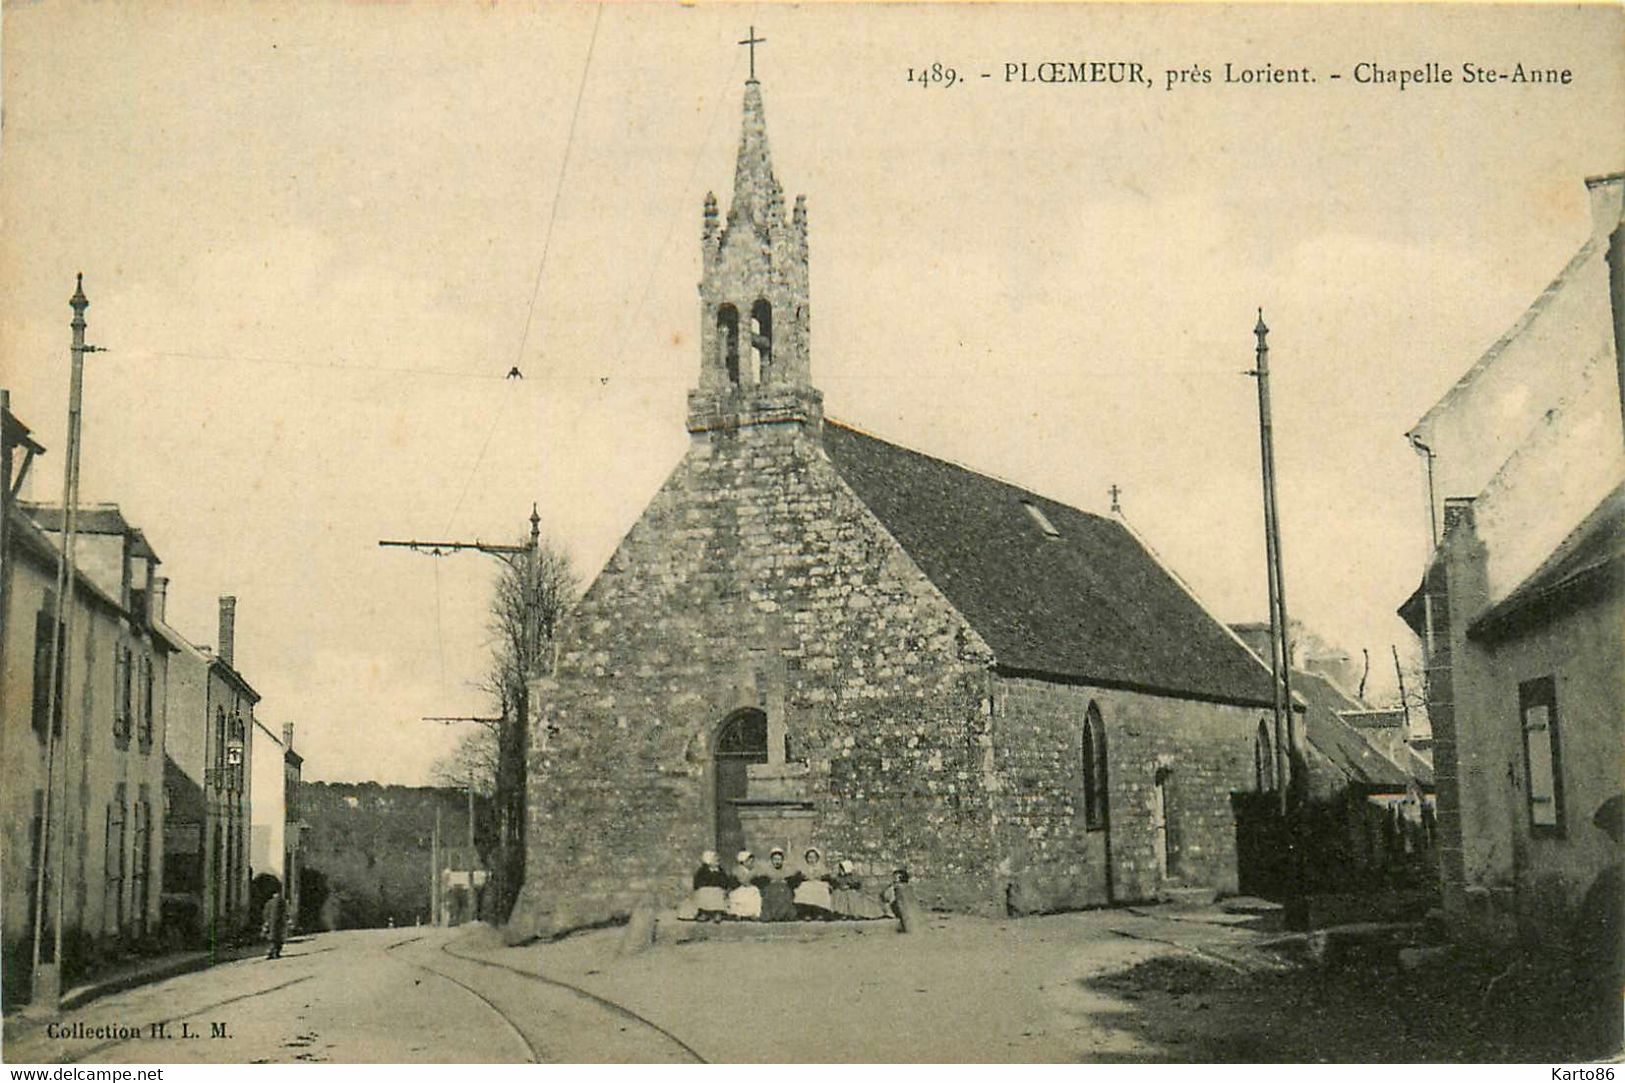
29;277;99;1015
1393;644;1412;731
431;802;442;927
1250;310;1294;812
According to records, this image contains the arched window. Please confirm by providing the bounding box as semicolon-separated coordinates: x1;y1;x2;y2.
1254;719;1277;793
715;709;769;761
717;304;740;385
214;707;227;769
1081;702;1108;831
750;299;772;382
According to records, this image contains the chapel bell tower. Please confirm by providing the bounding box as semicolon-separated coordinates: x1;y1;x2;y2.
688;58;821;434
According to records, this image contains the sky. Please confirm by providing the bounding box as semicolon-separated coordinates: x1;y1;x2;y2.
3;2;1621;784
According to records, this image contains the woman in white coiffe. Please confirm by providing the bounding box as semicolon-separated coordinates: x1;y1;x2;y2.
690;850;730;922
791;846;835;919
727;850;763;919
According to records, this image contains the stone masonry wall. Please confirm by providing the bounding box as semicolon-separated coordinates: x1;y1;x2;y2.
514;418;1000;937
995;677;1263;908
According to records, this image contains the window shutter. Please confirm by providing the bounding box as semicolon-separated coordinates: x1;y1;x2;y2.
31;610;54;735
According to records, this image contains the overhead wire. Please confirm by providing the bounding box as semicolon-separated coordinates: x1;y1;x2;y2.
442;3;605;536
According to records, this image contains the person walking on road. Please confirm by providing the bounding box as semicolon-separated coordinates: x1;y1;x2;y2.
263;886;287;959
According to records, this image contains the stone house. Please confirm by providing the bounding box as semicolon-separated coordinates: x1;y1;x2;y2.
0;484;175;1005
1399;171;1624;943
161;596;257;946
514;77;1292;937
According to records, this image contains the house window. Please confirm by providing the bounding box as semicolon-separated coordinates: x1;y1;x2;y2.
1081;702;1108;831
1519;676;1564;835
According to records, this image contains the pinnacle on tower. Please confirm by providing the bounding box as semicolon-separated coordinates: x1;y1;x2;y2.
727;81;786;238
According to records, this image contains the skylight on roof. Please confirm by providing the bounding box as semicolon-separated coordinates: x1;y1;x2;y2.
1022;501;1060;538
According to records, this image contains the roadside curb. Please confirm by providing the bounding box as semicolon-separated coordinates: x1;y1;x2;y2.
4;943;268;1019
59;952;217;1012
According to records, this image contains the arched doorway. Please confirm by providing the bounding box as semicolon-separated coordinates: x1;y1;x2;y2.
714;709;769;858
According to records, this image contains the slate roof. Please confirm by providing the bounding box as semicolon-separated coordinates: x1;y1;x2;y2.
821;420;1278;709
6;505;129;619
20;501;160;562
1291;670;1419;791
1339;708;1407;730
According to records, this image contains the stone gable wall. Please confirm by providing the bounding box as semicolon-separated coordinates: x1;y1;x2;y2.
994;677;1262;908
516;420;1002;936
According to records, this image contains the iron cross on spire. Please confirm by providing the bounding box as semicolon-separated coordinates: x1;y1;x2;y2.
739;25;766;81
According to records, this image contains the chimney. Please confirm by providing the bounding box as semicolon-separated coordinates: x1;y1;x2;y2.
152;576;169;623
218;595;237;669
1585;171;1624;240
282;722;294;752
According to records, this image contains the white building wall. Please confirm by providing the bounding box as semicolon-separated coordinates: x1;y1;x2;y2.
250;722;285;882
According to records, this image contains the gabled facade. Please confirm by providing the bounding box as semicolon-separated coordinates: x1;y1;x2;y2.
1399;172;1625;941
515;76;1292;936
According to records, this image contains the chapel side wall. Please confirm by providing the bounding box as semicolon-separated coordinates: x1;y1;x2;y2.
989;678;1110;913
518;420;1000;936
996;676;1261;907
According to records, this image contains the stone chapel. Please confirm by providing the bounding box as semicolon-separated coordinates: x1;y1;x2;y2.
513;73;1285;937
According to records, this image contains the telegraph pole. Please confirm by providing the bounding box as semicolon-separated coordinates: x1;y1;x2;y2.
1250;312;1288;811
30;276;100;1014
1249;310;1305;913
431;803;441;927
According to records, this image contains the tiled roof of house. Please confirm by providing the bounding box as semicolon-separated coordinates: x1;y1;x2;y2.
1339;708;1407;730
1292;670;1420;791
19;502;160;562
6;505;128;618
821;420;1278;708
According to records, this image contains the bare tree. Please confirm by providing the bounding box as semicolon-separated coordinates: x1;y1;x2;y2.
487;532;577;921
482;536;577;722
424;524;576;922
432;723;499;797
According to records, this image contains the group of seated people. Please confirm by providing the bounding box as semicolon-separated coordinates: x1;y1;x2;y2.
689;846;900;922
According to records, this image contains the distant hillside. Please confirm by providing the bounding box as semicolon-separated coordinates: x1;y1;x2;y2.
299;781;491;929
